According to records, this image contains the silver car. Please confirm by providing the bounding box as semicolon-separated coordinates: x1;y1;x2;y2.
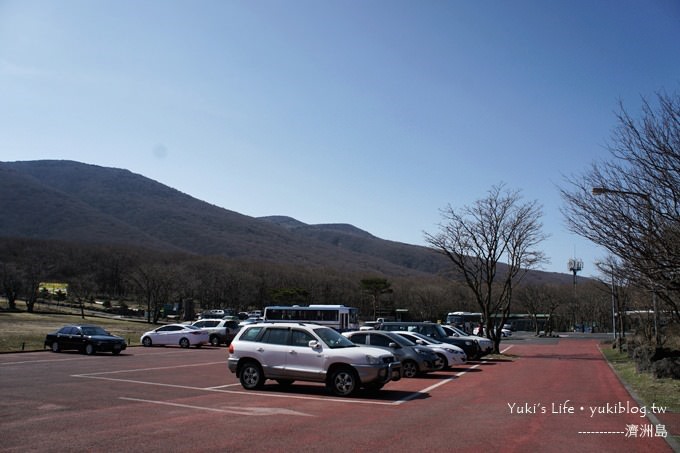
393;331;467;368
343;330;444;378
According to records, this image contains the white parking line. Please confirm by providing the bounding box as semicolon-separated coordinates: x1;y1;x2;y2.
1;357;89;366
205;383;242;389
73;352;512;407
0;348;212;366
74;361;225;376
119;397;313;417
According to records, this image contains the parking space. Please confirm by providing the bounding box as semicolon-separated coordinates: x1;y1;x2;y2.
61;346;493;408
1;341;675;452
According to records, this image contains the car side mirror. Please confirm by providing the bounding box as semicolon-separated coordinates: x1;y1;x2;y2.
416;339;425;345
308;340;321;349
388;342;399;349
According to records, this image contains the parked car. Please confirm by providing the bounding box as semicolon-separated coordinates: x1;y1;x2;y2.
378;322;482;360
45;324;126;355
472;325;512;337
442;324;494;356
191;318;240;346
141;324;209;348
393;331;466;368
197;309;238;320
238;317;263;328
227;322;401;396
343;330;443;378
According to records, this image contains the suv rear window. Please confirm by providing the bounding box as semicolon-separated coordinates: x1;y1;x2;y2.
239;326;265;341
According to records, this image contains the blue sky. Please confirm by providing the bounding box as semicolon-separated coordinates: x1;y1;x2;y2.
1;1;679;276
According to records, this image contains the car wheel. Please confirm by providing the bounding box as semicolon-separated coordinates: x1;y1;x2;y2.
276;379;294;387
179;338;190;348
402;360;419;378
209;335;220;346
112;349;121;355
51;341;60;353
142;337;152;347
437;354;450;369
239;361;265;390
327;367;358;397
84;344;96;355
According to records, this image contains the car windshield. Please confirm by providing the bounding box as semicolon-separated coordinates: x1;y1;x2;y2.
411;332;442;344
386;332;416;347
448;326;468;336
81;326;109;336
314;327;357;349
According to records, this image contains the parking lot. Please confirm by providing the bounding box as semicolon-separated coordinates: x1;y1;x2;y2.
1;337;676;452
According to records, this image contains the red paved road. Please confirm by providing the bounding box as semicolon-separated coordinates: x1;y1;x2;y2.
0;337;677;452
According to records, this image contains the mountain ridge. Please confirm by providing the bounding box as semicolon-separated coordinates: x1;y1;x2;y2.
0;160;572;284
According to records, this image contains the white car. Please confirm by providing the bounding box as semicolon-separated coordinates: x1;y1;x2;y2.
141;324;209;348
442;324;494;356
473;326;512;337
394;331;467;368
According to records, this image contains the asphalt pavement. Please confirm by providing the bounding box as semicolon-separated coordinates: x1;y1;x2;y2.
0;334;677;452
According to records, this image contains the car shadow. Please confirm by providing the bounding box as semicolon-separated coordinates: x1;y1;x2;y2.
479;357;514;363
252;382;430;402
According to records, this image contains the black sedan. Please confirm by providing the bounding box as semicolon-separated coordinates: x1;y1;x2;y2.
45;324;127;355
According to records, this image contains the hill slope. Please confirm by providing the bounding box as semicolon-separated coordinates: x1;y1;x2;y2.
0;160;446;276
0;160;572;283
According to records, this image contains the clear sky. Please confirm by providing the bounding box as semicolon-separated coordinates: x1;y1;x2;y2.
1;1;679;276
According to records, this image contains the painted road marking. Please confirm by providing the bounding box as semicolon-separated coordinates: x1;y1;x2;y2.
0;348;211;366
1;357;92;366
74;361;225;376
71;346;515;407
119;397;313;417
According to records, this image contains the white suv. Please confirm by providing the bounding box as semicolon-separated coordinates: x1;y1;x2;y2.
191;318;240;346
227;322;401;396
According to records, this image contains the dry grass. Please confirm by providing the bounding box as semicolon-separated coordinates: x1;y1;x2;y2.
601;346;680;412
0;300;154;352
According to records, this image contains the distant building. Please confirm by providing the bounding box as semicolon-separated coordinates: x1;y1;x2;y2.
39;282;68;297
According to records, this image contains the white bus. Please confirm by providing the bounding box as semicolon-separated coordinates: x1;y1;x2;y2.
263;305;359;331
445;311;483;333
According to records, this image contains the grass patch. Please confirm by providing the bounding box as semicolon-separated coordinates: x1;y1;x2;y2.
601;346;680;412
0;308;156;352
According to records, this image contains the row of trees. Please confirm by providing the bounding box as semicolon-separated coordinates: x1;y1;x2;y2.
2;236;611;330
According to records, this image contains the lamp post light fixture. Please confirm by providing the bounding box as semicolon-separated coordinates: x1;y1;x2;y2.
591;187;651;201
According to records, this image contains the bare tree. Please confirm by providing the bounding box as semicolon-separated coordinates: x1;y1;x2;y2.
425;184;547;353
561;92;680;324
516;284;567;336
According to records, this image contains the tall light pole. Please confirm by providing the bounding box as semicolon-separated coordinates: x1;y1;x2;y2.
591;186;659;346
596;261;618;348
568;258;583;331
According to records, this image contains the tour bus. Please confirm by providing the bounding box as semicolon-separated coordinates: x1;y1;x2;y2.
263;305;359;331
445;311;483;333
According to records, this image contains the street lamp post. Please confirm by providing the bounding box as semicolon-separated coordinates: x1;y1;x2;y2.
596;261;618;348
591;186;659;346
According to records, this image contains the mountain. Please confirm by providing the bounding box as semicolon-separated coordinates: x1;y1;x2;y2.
0;160;445;276
0;160;572;283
